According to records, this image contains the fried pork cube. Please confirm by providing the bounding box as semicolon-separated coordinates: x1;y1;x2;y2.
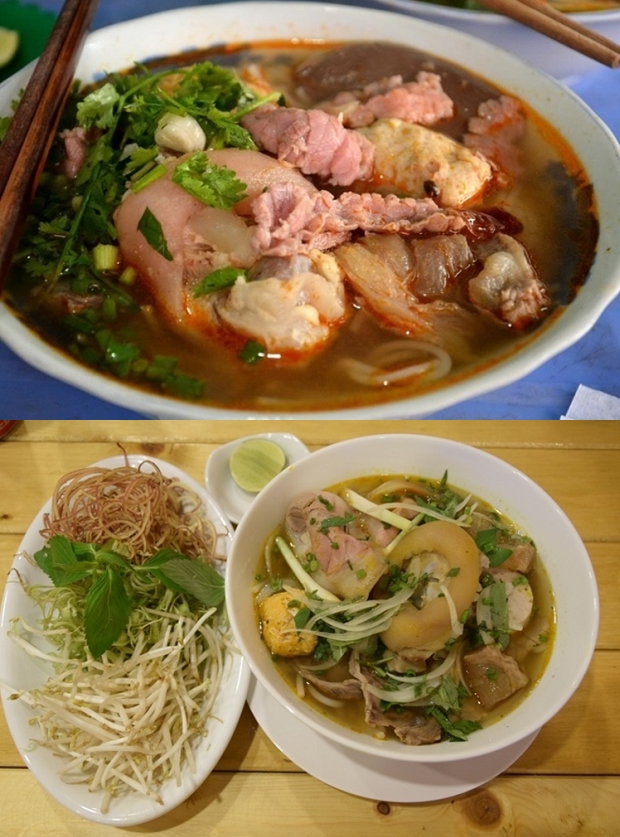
258;590;318;657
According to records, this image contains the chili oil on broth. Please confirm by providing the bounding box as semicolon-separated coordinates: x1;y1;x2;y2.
254;473;556;743
5;40;598;412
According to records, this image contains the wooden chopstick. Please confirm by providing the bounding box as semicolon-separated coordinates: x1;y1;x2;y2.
475;0;620;68
0;0;100;289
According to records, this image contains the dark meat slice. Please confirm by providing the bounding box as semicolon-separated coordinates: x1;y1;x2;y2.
349;653;442;745
299;668;363;701
462;644;529;710
241;104;374;186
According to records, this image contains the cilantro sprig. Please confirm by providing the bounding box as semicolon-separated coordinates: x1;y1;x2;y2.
34;535;224;658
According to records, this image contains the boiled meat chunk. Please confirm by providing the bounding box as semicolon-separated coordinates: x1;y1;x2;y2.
469;233;549;329
463;645;529;710
114;150;317;323
213;253;346;354
360;118;493;207
284;491;386;600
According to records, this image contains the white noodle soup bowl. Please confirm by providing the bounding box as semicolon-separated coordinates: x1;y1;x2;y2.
0;2;620;418
225;433;599;763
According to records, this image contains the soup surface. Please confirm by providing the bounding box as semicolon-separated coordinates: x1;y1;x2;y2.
254;473;554;745
5;40;597;410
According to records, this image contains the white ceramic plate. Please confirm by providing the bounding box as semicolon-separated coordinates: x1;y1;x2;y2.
0;454;251;826
205;433;311;524
248;676;539;802
1;2;620;418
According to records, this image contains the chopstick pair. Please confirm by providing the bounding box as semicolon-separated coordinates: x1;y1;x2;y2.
475;0;620;69
0;0;100;286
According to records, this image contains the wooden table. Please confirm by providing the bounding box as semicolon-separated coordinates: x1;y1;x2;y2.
1;420;618;835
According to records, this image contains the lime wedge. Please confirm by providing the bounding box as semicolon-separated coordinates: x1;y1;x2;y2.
229;439;286;493
0;27;19;68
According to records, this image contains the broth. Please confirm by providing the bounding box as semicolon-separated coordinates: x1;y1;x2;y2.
255;473;555;745
5;40;598;411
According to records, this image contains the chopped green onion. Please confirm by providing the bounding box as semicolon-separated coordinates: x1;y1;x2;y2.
91;243;119;271
275;537;339;602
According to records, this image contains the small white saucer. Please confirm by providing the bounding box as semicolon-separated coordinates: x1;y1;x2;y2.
205;433;311;524
247;676;538;803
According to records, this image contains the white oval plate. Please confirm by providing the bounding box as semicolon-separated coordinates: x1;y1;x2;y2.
0;454;251;826
205;433;311;524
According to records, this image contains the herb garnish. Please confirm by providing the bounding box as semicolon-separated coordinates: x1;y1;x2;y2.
34;535;224;658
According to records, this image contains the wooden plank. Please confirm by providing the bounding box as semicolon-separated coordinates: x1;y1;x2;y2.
1;650;616;773
2;443;619;541
8;419;620;448
0;769;619;836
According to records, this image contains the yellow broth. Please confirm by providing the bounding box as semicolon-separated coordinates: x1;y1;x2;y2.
255;473;555;742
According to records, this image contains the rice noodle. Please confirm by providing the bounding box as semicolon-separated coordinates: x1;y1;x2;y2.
40;460;218;564
340;340;452;387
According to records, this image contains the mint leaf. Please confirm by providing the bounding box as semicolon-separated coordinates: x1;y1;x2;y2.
193;266;246;297
172;154;246;208
155;557;225;607
426;706;482;742
33;535;93;586
84;567;132;658
137;207;173;260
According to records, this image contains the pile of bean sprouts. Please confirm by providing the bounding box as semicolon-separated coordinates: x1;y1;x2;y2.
10;587;229;813
40;460;218;564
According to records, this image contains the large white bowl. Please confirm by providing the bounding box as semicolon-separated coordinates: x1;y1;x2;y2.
226;434;599;763
378;0;620;81
1;2;620;418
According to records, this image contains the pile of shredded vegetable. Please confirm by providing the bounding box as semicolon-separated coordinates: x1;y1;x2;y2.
40;460;218;564
7;459;232;813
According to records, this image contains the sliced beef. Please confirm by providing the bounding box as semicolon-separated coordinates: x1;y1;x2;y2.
298;668;363;700
349;653;442;745
317;72;454;129
464;96;526;188
250;182;479;258
241;104;375;186
462;644;529;710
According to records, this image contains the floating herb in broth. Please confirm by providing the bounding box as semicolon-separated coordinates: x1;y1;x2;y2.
4;40;598;411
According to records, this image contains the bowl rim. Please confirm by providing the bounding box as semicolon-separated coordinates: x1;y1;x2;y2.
1;1;620;418
226;432;600;762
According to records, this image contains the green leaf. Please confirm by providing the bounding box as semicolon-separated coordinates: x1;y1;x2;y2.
155;557;225;607
238;340;266;365
137;207;173;260
293;606;312;630
33;535;93;586
193;266;246;297
475;528;513;567
171;153;246;208
84;567;132;658
76;83;120;129
426;706;482;742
